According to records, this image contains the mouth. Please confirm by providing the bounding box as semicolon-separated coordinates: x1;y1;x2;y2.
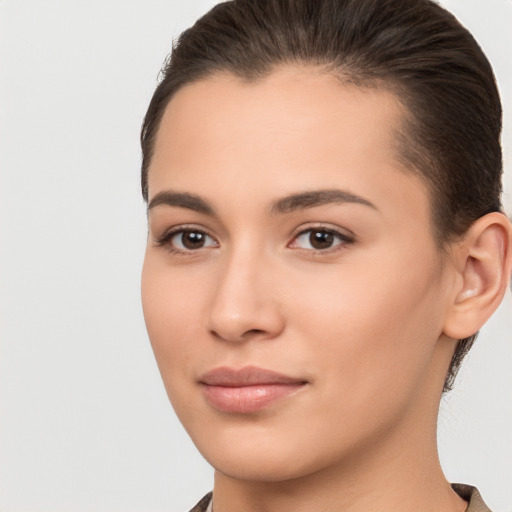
199;366;308;413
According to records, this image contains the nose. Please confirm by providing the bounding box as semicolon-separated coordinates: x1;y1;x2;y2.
207;250;285;343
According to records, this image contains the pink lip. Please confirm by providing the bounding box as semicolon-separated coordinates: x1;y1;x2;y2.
199;366;307;413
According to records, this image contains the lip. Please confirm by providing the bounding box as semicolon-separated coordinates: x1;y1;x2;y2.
199;366;308;413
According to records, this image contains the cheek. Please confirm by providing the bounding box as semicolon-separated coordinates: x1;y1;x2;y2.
141;252;207;377
289;246;446;397
141;251;216;429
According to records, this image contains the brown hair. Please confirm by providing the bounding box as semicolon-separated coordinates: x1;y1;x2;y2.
140;0;503;392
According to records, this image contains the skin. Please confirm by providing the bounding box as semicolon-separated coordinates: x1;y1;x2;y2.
141;66;506;512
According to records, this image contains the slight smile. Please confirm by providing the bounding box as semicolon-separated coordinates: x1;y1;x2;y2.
199;366;309;413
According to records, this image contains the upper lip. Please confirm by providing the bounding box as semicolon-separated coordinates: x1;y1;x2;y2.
199;366;307;387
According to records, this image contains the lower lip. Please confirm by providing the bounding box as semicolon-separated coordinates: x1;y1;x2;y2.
201;383;306;413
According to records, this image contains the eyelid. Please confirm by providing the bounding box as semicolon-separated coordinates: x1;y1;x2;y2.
152;222;355;254
288;224;356;251
154;224;219;252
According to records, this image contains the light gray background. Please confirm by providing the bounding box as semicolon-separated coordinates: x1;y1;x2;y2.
0;1;511;511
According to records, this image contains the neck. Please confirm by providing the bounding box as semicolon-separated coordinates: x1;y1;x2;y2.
212;423;466;512
211;339;467;512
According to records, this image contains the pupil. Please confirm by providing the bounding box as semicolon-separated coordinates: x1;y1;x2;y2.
310;230;333;250
183;231;205;249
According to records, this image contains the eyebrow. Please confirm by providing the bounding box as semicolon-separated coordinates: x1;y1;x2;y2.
147;191;215;215
270;189;377;214
147;188;377;216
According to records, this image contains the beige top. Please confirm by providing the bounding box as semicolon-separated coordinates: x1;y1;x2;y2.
189;484;492;512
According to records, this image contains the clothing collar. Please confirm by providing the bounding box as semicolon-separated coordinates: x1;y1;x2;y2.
189;484;491;512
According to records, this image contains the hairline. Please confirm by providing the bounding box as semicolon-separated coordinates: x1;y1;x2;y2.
143;63;452;250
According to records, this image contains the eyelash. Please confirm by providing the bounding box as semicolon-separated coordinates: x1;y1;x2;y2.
289;226;355;252
155;226;218;254
154;225;355;255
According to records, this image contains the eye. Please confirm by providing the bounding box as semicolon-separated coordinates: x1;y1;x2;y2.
290;228;353;251
157;228;218;252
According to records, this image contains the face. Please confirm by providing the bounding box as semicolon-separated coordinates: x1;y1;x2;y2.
141;67;455;482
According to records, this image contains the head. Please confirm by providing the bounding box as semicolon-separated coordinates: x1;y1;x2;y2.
140;0;511;484
141;0;504;392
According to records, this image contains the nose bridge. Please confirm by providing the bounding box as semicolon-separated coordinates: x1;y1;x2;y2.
207;240;283;342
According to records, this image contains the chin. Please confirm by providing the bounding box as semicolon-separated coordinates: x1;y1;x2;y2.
206;449;319;483
186;418;348;484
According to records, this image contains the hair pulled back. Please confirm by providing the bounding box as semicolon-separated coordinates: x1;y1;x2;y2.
140;0;504;391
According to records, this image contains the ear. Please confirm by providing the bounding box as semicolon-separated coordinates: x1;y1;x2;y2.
443;212;512;340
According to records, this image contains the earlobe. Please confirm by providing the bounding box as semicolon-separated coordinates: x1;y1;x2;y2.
443;212;512;339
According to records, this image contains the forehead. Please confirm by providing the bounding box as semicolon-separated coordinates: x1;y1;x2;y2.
152;67;404;174
149;66;430;226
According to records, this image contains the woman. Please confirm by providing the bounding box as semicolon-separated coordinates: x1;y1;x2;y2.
140;0;512;510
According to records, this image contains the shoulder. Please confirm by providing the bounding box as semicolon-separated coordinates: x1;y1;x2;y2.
188;492;213;512
452;484;492;512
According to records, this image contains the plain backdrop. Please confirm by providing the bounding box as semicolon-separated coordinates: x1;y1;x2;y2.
0;1;511;511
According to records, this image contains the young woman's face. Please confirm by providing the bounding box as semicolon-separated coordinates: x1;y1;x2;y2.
142;67;455;482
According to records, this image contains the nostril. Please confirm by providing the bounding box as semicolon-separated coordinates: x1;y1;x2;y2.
209;327;267;342
243;329;265;337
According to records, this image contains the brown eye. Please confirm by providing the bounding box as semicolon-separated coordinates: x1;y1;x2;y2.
309;230;334;250
169;230;218;251
291;228;353;251
181;231;206;249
